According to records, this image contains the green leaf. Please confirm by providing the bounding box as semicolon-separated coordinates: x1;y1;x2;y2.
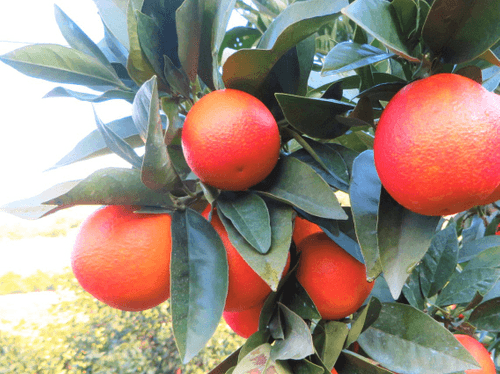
349;150;383;279
322;42;394;76
232;344;292;374
337;351;394;373
437;245;500;306
217;191;272;254
126;0;157;85
140;76;180;193
0;44;129;90
280;278;322;321
418;224;459;298
136;11;167;83
458;235;500;263
357;303;480;373
92;0;130;50
314;320;349;371
378;189;441;299
289;360;325;374
270;304;315;361
170;208;228;364
469;297;500;332
422;0;500;64
345;297;382;348
341;0;420;62
44;86;135;103
256;157;348;220
93;108;143;169
402;270;425;310
54;4;114;71
223;0;346;96
277;94;354;139
48;116;144;170
218;200;292;290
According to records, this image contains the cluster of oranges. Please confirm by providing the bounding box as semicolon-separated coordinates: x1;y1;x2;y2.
70;77;498;372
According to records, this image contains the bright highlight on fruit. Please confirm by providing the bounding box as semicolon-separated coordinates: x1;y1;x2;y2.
181;89;281;191
454;334;496;374
296;233;374;321
374;73;500;216
71;205;172;312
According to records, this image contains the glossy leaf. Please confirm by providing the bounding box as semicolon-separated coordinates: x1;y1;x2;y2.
277;94;354;139
0;44;129;90
469;297;500;331
378;189;441;299
270;304;315;361
223;0;346;96
217;191;272;254
437;245;500;306
218;200;292;290
48;116;144;170
55;5;114;71
322;42;394;75
171;208;228;364
358;303;480;373
92;0;130;50
126;0;156;86
94;108;143;169
342;0;420;62
349;150;383;279
422;0;500;64
418;224;459;298
140;76;180;193
256;157;348;220
44;86;135;102
458;235;500;263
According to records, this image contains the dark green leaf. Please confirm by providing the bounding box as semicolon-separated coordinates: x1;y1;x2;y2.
219;26;262;53
401;270;426;310
136;11;167;83
341;0;420;62
357;303;480;373
271;304;315;361
314;320;349;371
419;224;459;298
217;191;272;254
171;208;228;364
469;297;500;331
223;0;345;96
277;94;354;139
422;0;500;64
44;86;135;102
322;42;394;75
289;360;325;374
437;245;500;306
218;201;292;290
357;82;407;102
280;278;322;321
345;297;382;348
0;44;129;90
48;116;144;170
55;4;114;70
94;108;143;168
336;350;393;373
350;150;383;279
140;76;180;192
256;157;348;220
378;189;441;299
163;55;190;97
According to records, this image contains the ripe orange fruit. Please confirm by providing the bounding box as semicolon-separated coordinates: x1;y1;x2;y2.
374;73;500;216
296;233;374;320
455;334;496;374
181;89;281;191
203;206;290;312
71;205;172;312
292;215;323;249
223;302;263;338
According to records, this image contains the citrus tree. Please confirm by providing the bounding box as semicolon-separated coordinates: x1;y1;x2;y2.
2;0;500;373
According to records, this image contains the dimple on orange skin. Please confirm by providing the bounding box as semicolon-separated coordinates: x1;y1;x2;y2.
71;205;172;312
296;233;374;321
454;334;496;374
181;89;281;191
374;73;500;216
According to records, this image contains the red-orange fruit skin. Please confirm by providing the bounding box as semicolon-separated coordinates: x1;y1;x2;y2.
296;233;374;321
71;205;172;312
374;73;500;216
223;302;263;338
455;334;496;374
181;89;281;191
292;216;323;249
